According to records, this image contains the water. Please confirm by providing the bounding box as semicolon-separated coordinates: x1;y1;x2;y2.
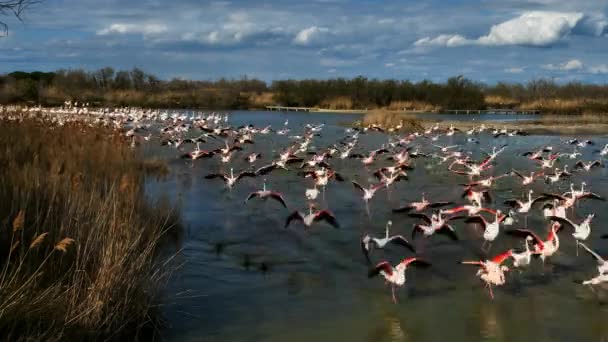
146;111;608;341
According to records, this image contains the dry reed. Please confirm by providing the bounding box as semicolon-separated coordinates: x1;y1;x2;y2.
0;113;180;340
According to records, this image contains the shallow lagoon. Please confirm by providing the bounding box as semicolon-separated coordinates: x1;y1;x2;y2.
146;111;608;341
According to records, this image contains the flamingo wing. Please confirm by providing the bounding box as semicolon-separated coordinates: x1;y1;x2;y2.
579;192;605;201
329;172;344;182
491;250;512;264
388;236;416;253
392;204;414;213
314;210;340;228
465;216;487;230
245;192;260;203
402;257;431;268
204;173;228;181
437;225;459;241
546;216;576;231
255;164;277;175
368;261;393;278
352;181;366;193
236;171;257;181
268;192;288;208
285;211;304;228
429;201;453;208
407;213;431;224
505;229;543;246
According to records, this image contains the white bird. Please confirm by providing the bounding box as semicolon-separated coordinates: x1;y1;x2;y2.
245;180;287;208
578;241;608;276
368;257;431;303
285;205;339;229
511;236;534;268
361;221;416;263
461;250;512;299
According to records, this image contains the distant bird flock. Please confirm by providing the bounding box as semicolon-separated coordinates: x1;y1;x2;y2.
4;104;608;303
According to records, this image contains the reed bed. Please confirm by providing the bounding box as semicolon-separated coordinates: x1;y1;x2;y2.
0;114;180;340
359;109;424;131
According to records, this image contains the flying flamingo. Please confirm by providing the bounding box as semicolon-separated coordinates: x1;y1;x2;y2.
505;222;562;263
368;257;431;303
408;211;460;241
547;214;594;255
205;168;256;189
285;204;339;229
573;160;602;172
461;250;512;299
245;180;287;208
392;194;452;213
511;236;534;268
361;220;416;263
464;209;507;250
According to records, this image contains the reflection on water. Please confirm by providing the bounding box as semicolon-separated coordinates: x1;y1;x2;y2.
144;111;608;341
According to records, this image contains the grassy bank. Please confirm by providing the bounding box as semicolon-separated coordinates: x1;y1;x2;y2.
357;109;608;135
0;114;180;340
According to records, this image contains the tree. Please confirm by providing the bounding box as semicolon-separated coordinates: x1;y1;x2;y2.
0;0;39;36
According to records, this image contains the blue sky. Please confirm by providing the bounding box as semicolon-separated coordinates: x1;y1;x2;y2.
1;0;607;83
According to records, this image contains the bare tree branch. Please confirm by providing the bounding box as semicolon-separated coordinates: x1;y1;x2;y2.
0;0;41;36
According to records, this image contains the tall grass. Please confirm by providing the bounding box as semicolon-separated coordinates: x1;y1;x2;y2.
359;109;424;131
0;114;180;340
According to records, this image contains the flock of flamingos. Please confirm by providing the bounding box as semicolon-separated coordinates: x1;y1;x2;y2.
7;105;608;303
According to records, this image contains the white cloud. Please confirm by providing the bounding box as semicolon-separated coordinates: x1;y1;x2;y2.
97;23;167;36
414;11;600;48
505;67;524;73
477;11;583;46
543;59;584;71
589;64;608;74
385;63;395;67
294;26;329;45
414;34;468;47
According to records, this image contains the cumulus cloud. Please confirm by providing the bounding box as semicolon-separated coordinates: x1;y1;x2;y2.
414;11;604;48
293;26;329;45
97;23;167;36
542;59;584;71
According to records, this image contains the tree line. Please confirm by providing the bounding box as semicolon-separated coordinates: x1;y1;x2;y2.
1;68;608;112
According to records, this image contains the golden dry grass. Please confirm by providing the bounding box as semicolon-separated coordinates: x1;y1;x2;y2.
320;96;354;110
0;114;180;340
520;98;608;115
249;91;275;108
386;100;441;112
360;109;425;131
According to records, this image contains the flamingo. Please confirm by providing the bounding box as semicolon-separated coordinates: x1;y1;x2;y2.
409;211;460;240
462;186;492;207
245;180;287;208
392;194;452;213
352;181;384;203
361;220;416;263
245;153;261;163
578;241;608;276
465;209;507;250
285;205;339;229
204;168;256;189
368;257;431;303
461;250;512;299
511;170;544;186
573;160;602;172
511;236;534;268
548;214;594;254
505;222;562;263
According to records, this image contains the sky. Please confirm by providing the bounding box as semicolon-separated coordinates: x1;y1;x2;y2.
0;0;607;83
